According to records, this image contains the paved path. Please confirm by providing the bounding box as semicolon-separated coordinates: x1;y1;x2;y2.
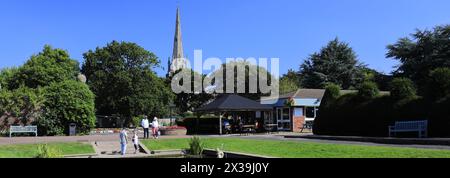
0;134;191;146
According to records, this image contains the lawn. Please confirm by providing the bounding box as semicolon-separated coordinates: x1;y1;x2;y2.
142;138;450;158
0;142;95;158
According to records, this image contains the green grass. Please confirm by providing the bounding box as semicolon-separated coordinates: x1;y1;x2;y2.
0;142;95;158
142;138;450;158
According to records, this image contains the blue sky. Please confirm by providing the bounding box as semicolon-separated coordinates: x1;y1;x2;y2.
0;0;449;77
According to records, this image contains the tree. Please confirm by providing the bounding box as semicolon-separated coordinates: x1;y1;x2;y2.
12;45;79;89
360;67;392;91
428;68;450;101
387;25;450;94
279;69;301;94
279;77;299;95
0;68;19;91
39;80;95;136
210;60;276;100
168;69;214;114
300;38;365;89
390;78;417;100
81;41;173;122
358;81;380;100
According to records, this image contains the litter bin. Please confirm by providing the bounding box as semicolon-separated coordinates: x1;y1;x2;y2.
69;123;77;136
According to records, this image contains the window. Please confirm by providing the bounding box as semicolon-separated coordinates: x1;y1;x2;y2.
306;107;316;118
294;107;304;117
283;108;290;120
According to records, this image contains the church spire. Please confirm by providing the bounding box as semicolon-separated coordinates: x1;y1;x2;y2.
170;7;187;75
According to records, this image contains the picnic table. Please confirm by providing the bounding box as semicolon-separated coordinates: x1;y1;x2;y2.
240;125;256;135
264;124;278;134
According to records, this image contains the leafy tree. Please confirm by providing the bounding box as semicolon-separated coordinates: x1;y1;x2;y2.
0;68;19;91
279;77;299;95
1;87;43;129
360;67;392;91
300;38;365;89
358;81;380;99
81;41;173;122
428;68;450;101
210;60;276;100
12;45;79;89
279;69;301;94
390;78;417;100
40;80;95;136
387;25;450;94
168;69;214;113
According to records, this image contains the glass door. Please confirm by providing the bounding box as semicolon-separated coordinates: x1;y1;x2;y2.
277;108;291;131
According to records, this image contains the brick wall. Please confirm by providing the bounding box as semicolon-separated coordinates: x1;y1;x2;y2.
292;116;305;133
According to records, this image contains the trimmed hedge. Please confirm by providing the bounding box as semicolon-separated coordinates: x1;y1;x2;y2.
314;92;450;137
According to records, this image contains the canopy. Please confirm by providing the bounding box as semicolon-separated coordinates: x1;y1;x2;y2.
195;94;273;113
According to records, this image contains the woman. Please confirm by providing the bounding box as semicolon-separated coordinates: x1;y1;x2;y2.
152;117;160;139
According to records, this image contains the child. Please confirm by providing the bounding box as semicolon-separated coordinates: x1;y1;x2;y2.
132;130;139;154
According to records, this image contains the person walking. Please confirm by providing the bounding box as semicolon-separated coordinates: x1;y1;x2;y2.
152;117;160;139
132;130;139;154
119;127;128;156
141;116;150;139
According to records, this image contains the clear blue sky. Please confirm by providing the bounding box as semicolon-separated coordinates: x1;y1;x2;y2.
1;0;449;76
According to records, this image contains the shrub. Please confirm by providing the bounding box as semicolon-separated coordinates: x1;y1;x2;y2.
358;81;380;99
35;144;62;158
39;80;95;136
390;78;417;100
325;83;341;99
428;68;450;101
189;136;204;156
131;116;143;128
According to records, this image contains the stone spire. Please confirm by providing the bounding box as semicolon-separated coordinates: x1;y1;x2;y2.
170;7;187;75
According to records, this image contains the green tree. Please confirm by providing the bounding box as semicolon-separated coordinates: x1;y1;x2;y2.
40;80;95;136
279;69;300;94
81;41;173;122
387;25;450;94
168;69;214;113
358;81;380;100
210;60;276;100
12;45;79;89
300;38;365;89
390;78;417;100
428;68;450;101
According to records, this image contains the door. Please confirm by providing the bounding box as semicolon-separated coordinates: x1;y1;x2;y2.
277;108;291;131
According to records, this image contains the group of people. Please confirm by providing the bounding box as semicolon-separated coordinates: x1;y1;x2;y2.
119;116;160;156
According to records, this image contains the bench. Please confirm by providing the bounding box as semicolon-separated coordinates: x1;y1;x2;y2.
9;126;38;137
388;120;428;138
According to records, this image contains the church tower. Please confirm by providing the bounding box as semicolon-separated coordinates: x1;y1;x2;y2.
169;7;187;75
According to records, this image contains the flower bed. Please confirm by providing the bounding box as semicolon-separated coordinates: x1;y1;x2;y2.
159;126;187;136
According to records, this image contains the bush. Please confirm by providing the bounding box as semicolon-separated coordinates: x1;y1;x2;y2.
39;80;96;136
189;136;204;156
35;144;62;158
131;116;143;128
390;78;417;100
358;81;380;99
325;83;341;99
429;68;450;101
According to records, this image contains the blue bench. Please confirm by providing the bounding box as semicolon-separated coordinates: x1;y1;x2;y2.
389;120;428;138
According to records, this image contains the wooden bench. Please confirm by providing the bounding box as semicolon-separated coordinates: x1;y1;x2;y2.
9;126;38;137
389;120;428;138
